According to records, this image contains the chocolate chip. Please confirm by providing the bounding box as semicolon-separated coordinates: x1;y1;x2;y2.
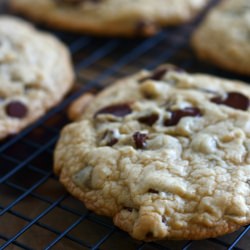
164;107;202;126
133;132;148;149
95;103;132;118
138;113;159;126
162;216;167;224
139;65;184;83
6;101;28;118
102;130;119;146
124;207;133;212
150;67;169;81
148;189;159;194
211;92;249;111
151;64;184;80
107;138;118;147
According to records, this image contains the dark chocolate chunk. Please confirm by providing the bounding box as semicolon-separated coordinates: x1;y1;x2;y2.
164;107;202;126
150;67;169;81
133;131;148;149
148;189;159;194
6;101;28;118
138;113;159;126
95;103;132;118
139;65;184;83
102;130;119;146
211;92;249;111
107;138;118;147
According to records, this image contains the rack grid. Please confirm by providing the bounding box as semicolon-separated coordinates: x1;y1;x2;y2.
1;0;250;249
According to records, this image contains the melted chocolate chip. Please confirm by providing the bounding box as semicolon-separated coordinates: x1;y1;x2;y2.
133;132;148;149
6;101;28;118
211;92;249;111
138;113;159;126
95;104;132;118
164;107;202;126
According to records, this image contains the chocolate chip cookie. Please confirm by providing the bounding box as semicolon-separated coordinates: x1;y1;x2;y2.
10;0;209;37
192;0;250;75
0;16;74;140
54;65;250;241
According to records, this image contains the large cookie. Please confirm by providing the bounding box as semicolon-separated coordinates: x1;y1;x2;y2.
192;0;250;75
54;65;250;241
10;0;209;37
0;16;74;140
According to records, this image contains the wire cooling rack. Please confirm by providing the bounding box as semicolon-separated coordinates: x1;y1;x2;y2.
1;0;250;249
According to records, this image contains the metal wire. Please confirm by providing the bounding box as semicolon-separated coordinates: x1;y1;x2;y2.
1;0;250;249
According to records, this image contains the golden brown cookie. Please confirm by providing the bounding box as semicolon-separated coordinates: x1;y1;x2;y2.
192;0;250;75
0;16;74;139
11;0;209;37
54;65;250;241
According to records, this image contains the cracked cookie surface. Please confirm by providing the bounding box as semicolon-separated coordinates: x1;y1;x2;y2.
192;0;250;75
0;16;74;139
54;65;250;240
11;0;208;37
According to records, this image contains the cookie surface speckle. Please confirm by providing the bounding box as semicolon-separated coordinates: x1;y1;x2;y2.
54;65;250;240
